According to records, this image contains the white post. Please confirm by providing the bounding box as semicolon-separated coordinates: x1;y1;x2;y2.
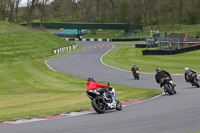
176;37;179;49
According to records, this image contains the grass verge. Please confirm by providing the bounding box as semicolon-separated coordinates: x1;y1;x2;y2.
102;46;200;74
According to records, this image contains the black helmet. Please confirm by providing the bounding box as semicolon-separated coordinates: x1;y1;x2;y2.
133;64;136;66
87;77;95;82
156;67;161;72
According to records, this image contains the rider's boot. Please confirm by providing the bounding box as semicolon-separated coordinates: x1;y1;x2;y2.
107;97;116;108
111;97;117;108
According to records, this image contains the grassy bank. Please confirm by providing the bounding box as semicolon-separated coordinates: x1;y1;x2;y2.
0;30;162;122
102;47;200;74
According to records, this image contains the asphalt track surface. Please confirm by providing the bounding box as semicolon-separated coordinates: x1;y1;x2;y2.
1;42;200;133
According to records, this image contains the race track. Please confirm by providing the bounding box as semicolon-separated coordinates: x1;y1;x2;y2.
1;42;200;133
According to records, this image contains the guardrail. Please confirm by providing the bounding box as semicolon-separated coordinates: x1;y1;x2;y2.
53;45;77;54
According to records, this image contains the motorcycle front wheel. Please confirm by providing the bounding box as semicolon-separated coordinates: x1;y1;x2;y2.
91;98;105;114
116;99;122;111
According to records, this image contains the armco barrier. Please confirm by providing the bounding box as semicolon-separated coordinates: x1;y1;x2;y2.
142;45;200;55
53;45;77;54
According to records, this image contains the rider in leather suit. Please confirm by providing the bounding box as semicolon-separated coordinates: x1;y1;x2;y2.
131;64;139;75
155;67;176;90
86;77;116;107
184;67;197;82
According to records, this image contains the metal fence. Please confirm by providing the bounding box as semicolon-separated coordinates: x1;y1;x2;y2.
0;26;33;35
21;23;143;30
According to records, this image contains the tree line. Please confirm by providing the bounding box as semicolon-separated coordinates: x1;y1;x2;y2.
1;0;200;31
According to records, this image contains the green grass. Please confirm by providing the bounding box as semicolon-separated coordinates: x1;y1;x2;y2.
82;24;200;39
0;29;162;122
103;47;200;74
0;31;75;63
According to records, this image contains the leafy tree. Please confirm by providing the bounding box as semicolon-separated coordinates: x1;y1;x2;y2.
186;10;197;24
118;1;129;23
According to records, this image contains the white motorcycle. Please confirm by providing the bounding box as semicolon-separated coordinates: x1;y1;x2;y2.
86;83;122;114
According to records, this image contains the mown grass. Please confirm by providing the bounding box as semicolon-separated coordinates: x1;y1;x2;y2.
103;47;200;74
0;28;162;122
0;31;76;63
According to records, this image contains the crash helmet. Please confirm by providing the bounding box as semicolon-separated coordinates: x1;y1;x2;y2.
156;67;161;72
87;77;95;82
133;64;136;66
185;67;189;71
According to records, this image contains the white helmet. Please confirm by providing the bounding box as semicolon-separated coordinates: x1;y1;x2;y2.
185;67;189;71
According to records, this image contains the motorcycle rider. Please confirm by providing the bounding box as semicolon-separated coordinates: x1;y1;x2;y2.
86;77;116;107
184;67;198;83
131;64;139;75
155;67;176;91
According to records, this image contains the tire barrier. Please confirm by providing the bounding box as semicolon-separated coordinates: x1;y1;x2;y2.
135;43;158;48
65;37;153;42
110;37;152;42
53;45;77;54
65;38;110;42
142;45;200;55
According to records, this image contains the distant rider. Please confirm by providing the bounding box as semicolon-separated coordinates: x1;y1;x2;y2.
155;67;176;90
131;64;139;75
184;67;197;82
86;77;116;107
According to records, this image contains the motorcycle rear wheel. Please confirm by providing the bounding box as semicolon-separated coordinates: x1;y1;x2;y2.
164;84;173;95
136;73;139;80
193;80;200;88
92;98;105;114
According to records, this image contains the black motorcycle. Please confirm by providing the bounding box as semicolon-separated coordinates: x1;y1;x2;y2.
133;70;139;80
187;72;199;88
160;76;176;95
86;84;122;114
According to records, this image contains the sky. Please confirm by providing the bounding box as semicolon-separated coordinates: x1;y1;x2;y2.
19;0;27;6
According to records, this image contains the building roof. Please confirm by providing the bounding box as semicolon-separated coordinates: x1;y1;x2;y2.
159;33;200;42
